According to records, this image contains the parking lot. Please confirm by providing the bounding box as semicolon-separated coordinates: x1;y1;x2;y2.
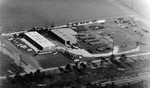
5;34;74;69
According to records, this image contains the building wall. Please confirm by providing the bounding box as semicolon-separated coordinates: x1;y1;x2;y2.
70;38;77;45
49;31;77;45
49;31;66;45
42;46;49;51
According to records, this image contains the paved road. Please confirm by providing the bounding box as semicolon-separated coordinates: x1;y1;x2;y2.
67;45;140;57
0;50;150;80
1;66;150;87
101;73;150;86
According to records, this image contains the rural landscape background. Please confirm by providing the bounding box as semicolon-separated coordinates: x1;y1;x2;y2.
0;0;129;33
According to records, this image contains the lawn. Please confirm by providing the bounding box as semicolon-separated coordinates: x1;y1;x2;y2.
33;53;73;69
0;52;24;76
1;0;128;33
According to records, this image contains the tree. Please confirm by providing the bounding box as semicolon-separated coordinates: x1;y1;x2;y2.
119;54;127;63
110;54;116;61
80;63;87;69
72;65;82;73
65;64;72;72
58;67;65;73
92;63;98;68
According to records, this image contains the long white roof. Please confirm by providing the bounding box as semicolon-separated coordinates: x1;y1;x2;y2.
25;31;55;48
51;28;77;41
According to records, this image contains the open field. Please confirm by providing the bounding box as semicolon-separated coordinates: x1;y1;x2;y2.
0;0;128;33
34;53;73;68
116;0;150;20
0;52;24;77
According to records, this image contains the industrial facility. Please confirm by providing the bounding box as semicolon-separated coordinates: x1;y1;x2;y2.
50;28;77;45
24;31;56;53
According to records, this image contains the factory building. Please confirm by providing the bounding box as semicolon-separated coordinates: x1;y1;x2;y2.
50;28;77;45
24;31;56;53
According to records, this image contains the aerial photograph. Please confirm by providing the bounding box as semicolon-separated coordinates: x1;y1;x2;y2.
0;0;150;88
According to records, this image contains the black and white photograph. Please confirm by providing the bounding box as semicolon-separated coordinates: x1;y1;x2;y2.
0;0;150;88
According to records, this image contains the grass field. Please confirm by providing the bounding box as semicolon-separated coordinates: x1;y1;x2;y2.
117;0;150;20
33;53;73;68
0;52;24;77
0;0;128;33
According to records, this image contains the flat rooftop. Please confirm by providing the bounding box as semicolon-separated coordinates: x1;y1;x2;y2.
25;31;55;48
51;28;77;41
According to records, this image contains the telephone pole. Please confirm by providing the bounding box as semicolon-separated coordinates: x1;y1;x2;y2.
110;36;114;55
6;59;20;72
19;54;22;73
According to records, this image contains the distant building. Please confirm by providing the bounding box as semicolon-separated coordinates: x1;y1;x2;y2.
50;28;77;45
24;31;56;53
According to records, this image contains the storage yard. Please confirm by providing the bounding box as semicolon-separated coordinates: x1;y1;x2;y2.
1;15;150;73
1;0;150;87
0;1;150;82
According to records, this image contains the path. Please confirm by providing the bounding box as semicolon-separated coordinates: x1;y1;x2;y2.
67;46;140;57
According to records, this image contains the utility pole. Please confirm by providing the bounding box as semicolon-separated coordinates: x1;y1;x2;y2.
107;34;114;55
6;59;20;72
110;36;114;55
19;54;22;73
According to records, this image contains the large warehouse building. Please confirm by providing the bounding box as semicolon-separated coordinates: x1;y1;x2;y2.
50;28;77;45
24;31;56;53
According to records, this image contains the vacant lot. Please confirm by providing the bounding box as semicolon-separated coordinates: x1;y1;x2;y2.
117;0;150;20
33;53;73;69
0;52;24;77
0;0;128;33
